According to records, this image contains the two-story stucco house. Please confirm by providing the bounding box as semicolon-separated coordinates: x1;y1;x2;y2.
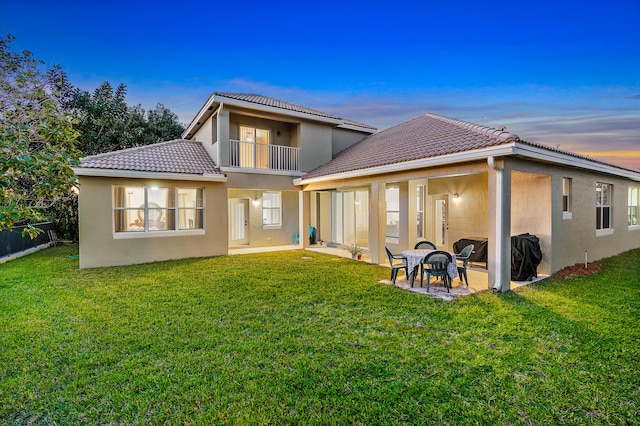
72;93;376;269
73;92;640;292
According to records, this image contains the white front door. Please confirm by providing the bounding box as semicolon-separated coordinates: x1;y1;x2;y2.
229;198;249;245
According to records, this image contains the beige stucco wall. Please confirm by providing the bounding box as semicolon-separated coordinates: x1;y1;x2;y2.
299;121;333;172
228;188;300;247
77;176;228;269
428;173;489;251
505;157;640;273
302;161;491;264
331;128;370;156
228;112;295;148
510;170;552;275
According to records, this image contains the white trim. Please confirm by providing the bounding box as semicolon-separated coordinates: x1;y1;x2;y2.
221;167;305;177
512;143;640;181
563;211;573;220
294;145;518;185
183;93;218;138
628;225;640;231
294;141;640;186
184;94;374;139
487;156;504;291
73;167;227;182
336;123;377;133
596;228;614;237
113;229;206;239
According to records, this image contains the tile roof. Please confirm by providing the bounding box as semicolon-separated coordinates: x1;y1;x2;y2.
78;140;222;176
302;113;640;180
302;113;520;179
213;92;378;130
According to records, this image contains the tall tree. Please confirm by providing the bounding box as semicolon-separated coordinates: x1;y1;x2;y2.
0;35;81;236
69;84;185;156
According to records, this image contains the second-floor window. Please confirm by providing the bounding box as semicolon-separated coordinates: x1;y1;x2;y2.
596;183;612;231
240;125;270;169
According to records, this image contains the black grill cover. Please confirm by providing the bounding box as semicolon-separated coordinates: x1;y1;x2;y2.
453;238;488;263
511;233;542;281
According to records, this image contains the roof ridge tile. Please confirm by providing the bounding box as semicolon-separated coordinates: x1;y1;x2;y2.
425;113;519;142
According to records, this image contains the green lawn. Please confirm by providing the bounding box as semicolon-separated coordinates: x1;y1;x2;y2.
1;246;638;425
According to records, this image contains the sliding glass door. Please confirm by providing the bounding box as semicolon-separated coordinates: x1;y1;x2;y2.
331;190;369;248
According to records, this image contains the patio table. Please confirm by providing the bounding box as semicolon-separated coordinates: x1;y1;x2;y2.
402;249;458;287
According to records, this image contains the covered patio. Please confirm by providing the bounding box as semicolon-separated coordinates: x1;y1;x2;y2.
307;245;547;300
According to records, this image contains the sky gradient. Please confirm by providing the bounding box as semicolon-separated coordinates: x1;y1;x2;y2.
3;0;639;169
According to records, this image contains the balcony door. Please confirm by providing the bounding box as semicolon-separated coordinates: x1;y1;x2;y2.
240;125;270;169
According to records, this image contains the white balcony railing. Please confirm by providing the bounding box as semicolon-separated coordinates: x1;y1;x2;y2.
228;139;301;172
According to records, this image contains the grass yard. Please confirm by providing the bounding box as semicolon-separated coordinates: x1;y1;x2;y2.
1;246;638;425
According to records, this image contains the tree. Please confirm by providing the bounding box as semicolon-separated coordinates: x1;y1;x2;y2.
145;103;185;144
69;84;185;156
0;35;81;237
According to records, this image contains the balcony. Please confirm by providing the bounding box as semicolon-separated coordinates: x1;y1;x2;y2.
227;139;301;173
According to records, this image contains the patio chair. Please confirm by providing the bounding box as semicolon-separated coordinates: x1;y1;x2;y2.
420;250;453;292
385;247;408;285
454;244;475;287
414;241;436;250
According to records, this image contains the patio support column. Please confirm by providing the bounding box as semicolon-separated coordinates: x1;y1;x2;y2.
488;157;512;292
217;109;230;167
300;191;310;249
369;182;383;265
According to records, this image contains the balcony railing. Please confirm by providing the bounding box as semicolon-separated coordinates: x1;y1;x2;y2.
228;139;301;172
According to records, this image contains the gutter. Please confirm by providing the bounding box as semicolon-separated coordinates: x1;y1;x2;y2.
487;156;503;291
72;167;227;182
293;144;517;186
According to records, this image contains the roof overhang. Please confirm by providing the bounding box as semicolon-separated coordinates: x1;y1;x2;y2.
72;167;227;182
294;142;640;186
183;93;361;139
511;143;640;181
336;123;377;134
293;144;518;185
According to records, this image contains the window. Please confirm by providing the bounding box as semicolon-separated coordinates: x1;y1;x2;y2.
562;178;572;219
416;185;425;238
114;185;203;233
629;187;639;227
178;188;204;230
386;184;400;240
240;125;270;168
262;191;281;227
596;183;612;232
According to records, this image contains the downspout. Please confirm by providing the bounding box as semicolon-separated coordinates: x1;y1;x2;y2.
215;101;224;166
487;156;503;291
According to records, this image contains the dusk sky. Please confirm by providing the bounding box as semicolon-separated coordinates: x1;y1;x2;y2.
3;0;639;168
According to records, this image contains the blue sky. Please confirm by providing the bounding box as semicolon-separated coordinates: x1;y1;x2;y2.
3;0;640;168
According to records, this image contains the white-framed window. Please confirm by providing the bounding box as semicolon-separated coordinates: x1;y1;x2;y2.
629;186;639;227
596;182;612;233
416;185;425;238
562;178;572;219
113;185;203;233
240;125;270;169
262;191;281;227
386;184;400;241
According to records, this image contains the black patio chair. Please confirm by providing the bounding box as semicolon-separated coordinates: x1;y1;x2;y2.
454;244;474;287
420;250;453;292
385;247;408;285
414;241;436;249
